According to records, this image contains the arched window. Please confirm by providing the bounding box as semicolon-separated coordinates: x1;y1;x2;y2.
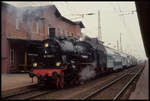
36;21;39;34
16;18;20;30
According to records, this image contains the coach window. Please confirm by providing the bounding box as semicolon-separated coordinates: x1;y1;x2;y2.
10;48;15;65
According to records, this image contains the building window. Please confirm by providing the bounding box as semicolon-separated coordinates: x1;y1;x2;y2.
10;48;14;65
16;18;20;30
67;32;69;36
63;30;65;34
69;33;72;36
48;27;50;36
36;21;39;34
60;30;63;34
57;28;60;35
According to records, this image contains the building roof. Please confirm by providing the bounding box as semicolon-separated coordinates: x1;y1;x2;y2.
74;21;85;28
2;2;85;28
53;5;85;28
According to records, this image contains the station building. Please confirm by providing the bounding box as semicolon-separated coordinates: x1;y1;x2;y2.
1;3;85;73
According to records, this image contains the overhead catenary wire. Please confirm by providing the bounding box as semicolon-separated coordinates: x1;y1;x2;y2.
117;3;137;55
120;13;136;55
110;3;125;52
110;3;136;56
118;4;137;39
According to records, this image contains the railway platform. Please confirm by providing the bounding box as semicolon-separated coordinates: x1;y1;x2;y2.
129;60;149;100
1;73;37;92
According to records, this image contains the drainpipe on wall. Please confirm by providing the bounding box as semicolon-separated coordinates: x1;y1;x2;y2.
24;52;27;71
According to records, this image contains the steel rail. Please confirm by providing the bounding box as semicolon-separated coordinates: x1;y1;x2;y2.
25;89;57;100
3;84;58;100
81;65;142;100
2;84;38;99
113;66;144;100
81;73;128;100
4;89;57;100
3;88;40;99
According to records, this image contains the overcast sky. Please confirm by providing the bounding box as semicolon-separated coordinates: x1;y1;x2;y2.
3;1;147;60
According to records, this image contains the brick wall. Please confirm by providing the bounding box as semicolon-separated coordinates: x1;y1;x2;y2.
1;3;83;73
5;5;82;40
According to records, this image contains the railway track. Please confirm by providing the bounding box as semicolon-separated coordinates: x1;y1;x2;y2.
80;65;144;100
2;65;144;100
2;84;57;100
2;84;38;97
31;65;143;99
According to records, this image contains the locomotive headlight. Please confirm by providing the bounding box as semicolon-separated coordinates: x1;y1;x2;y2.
56;62;61;66
44;43;49;47
33;62;38;67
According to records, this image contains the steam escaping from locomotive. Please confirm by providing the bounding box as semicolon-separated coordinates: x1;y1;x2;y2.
75;45;85;53
60;40;74;52
5;4;49;34
79;33;88;41
79;61;97;82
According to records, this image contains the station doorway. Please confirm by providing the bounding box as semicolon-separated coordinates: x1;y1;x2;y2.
8;39;41;73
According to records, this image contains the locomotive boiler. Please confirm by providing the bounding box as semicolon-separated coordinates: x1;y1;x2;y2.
73;37;107;77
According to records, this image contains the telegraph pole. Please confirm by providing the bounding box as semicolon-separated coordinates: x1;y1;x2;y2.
98;10;102;41
117;40;119;51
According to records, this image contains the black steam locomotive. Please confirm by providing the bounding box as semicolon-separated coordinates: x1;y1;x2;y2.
27;32;109;88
